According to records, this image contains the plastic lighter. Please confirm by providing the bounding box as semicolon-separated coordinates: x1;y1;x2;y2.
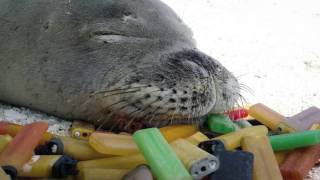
287;106;320;131
0;135;12;153
234;120;252;128
89;132;139;156
269;130;320;151
207;114;239;134
0;121;53;144
70;120;95;140
0;122;48;174
186;132;209;145
78;168;131;180
19;155;77;178
280;144;320;180
77;154;146;169
199;140;253;180
214;125;268;150
249;103;296;133
241;135;283;180
122;165;153;180
133;128;192;180
159;125;198;142
170;139;219;180
35;136;109;161
225;108;249;121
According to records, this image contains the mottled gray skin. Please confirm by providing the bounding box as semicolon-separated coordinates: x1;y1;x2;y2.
0;0;239;129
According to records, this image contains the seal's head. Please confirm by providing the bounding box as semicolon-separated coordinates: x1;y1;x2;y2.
4;0;240;129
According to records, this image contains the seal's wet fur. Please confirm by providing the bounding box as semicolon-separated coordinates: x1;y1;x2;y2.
0;0;240;130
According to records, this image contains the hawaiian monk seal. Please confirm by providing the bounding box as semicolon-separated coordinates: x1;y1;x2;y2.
0;0;240;131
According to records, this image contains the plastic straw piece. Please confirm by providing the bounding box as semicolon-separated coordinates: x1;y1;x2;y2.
280;145;320;180
133;128;192;180
78;168;130;180
249;103;296;133
241;135;282;180
0;135;12;153
89;132;139;156
207;114;239;134
160;125;197;142
77;154;146;169
0;121;53;144
186;132;209;145
214;125;268;150
0;122;48;170
269;130;320;151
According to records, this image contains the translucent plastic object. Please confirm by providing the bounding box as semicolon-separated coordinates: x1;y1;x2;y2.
133;128;192;180
225;108;249;121
89;132;139;156
235;120;252;128
160;125;198;142
171;139;219;180
77;154;146;169
249;103;296;133
122;165;153;180
214;125;268;150
280;144;320;180
241;135;283;180
287;106;320;131
0;121;53;144
78;168;131;180
35;137;110;161
207;114;239;134
0;135;12;153
0;122;48;171
185;132;209;145
269;130;320;151
19;155;77;178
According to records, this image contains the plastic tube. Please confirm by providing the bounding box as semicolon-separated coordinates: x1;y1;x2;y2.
160;125;198;142
207;114;238;134
185;132;209;145
0;135;12;153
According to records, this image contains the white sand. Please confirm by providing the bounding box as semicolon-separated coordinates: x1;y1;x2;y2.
1;0;320;179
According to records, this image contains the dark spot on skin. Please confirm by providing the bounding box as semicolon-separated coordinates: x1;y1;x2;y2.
183;90;188;94
222;92;227;99
169;98;176;103
157;96;163;101
169;107;176;111
201;100;206;104
43;22;49;30
191;105;197;109
172;89;177;94
180;106;188;111
180;97;188;103
160;88;164;91
145;94;151;99
192;96;197;102
148;84;152;87
193;91;197;95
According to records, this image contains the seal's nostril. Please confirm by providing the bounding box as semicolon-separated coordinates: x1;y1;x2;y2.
169;98;176;103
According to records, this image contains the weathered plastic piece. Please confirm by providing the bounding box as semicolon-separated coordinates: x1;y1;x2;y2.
160;125;198;142
0;135;12;153
241;135;283;180
0;122;48;171
0;167;10;180
274;151;290;165
185;132;209;145
249;103;296;133
70;120;95;140
225;108;249;121
19;155;77;178
310;123;320;130
214;125;268;150
133;128;192;180
35;136;110;161
78;168;131;180
287;106;320;131
235;120;252;128
207;114;239;134
122;165;153;180
171;139;219;180
89;132;139;156
0;121;53;144
280;144;320;180
269;130;320;151
200;140;253;180
77;154;146;169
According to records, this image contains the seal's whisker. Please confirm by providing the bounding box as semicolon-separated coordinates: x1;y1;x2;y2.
97;112;116;131
94;85;149;94
239;83;254;95
103;90;140;98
